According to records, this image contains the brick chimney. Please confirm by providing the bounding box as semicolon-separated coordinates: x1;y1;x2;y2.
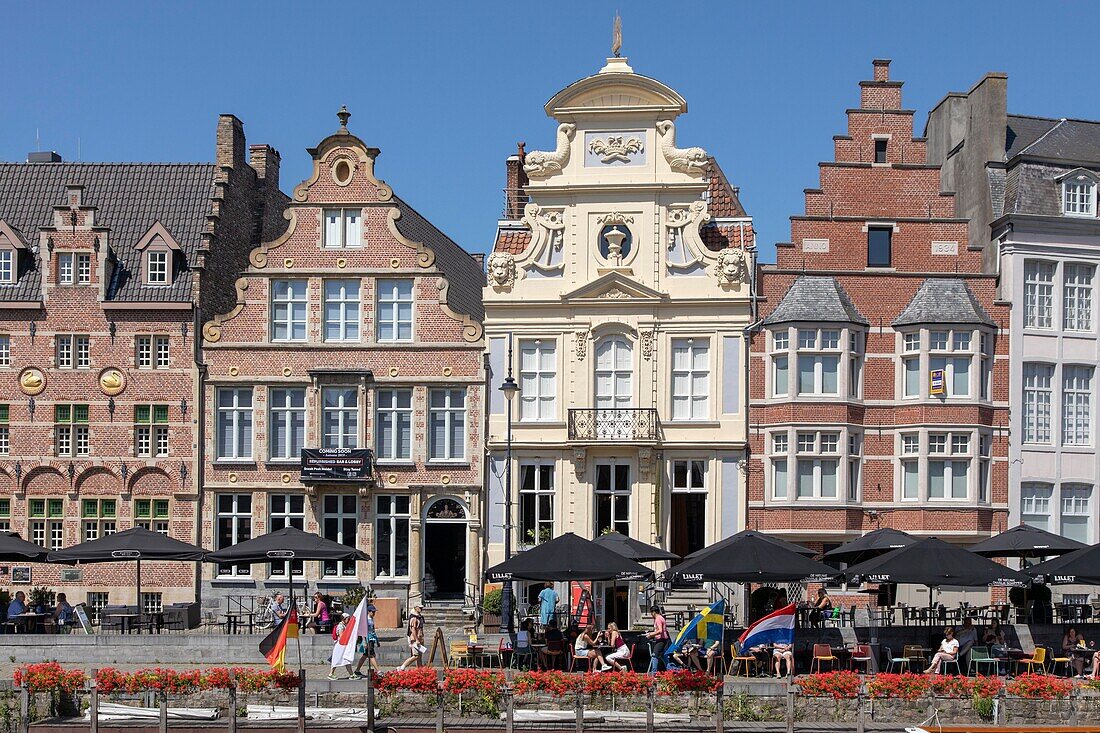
861;59;902;110
872;59;891;81
249;144;281;190
504;142;529;219
216;114;247;169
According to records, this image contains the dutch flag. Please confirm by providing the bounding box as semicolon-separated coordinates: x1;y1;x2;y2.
738;603;796;650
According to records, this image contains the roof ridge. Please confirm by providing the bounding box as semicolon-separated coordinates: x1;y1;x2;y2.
1014;118;1067;158
0;161;215;167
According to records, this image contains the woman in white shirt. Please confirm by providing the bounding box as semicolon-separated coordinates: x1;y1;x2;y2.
573;623;607;669
924;626;959;674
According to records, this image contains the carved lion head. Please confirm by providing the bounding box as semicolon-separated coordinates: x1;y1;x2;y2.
714;248;745;285
487;252;517;289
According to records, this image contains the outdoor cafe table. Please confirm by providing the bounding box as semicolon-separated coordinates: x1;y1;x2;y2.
5;612;49;633
104;611;150;634
222;611;256;634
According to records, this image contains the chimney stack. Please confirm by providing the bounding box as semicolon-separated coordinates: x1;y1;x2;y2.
27;151;62;163
504;142;529;219
216;114;246;170
873;59;891;82
249;144;281;190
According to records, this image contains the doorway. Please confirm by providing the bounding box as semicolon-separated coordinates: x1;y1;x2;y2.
423;498;468;603
670;493;706;560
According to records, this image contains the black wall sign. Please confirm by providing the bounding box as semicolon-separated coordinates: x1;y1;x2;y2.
300;448;373;482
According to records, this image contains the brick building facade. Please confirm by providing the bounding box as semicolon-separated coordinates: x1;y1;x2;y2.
748;61;1010;605
0;115;282;613
199;110;485;615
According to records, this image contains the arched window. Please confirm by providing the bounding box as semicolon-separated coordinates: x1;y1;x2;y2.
594;336;633;410
426;498;466;520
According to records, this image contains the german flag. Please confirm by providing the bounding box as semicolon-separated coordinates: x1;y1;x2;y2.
259;606;298;671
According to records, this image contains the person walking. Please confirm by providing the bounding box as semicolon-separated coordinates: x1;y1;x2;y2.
353;604;381;677
645;606;671;673
397;605;426;670
538;582;559;628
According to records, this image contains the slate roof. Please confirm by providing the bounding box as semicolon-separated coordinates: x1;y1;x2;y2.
1010;117;1100;163
0;162;215;302
892;278;994;327
762;275;868;326
1005;115;1059;159
392;195;485;323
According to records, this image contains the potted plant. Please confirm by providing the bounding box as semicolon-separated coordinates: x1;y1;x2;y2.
481;587;503;629
29;586;53;614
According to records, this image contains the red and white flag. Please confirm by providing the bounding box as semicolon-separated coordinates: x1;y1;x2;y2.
330;597;370;668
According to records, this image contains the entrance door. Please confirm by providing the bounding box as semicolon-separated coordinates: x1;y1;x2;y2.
595;336;633;438
670;493;707;560
423;498;468;603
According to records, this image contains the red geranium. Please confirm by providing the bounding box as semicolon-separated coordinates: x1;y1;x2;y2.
443;668;505;695
1006;674;1073;700
655;670;723;694
375;666;440;694
581;671;650;696
14;663;87;693
511;670;582;697
794;671;861;699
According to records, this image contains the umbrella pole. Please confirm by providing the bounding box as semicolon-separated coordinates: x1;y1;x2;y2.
290;575;305;732
136;559;142;630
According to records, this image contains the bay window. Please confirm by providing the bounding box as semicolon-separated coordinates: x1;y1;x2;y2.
771;433;789;499
901;433;920;500
928;329;973;398
796;329;840;395
795;431;839;499
902;332;920;398
771;330;789;397
927;432;970;500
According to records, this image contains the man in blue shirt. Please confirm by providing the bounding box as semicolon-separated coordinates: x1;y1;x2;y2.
7;591;27;618
538;582;558;627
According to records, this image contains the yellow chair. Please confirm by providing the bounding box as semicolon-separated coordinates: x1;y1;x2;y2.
730;642;759;678
810;643;838;673
1049;646;1072;677
1016;646;1046;675
449;641;474;668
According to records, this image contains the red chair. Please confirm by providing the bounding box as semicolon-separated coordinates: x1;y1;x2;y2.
569;644;595;673
849;644;873;674
811;643;838;673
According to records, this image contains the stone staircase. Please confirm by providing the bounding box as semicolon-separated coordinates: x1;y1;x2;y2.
419;602;475;635
660;585;713;626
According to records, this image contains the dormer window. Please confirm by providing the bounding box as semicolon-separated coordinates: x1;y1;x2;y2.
0;220;28;286
134;222;181;287
58;253;91;285
1063;175;1096;217
147;251;169;285
0;250;13;285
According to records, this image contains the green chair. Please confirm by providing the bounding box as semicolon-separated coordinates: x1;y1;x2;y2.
885;645;910;673
968;646;1000;676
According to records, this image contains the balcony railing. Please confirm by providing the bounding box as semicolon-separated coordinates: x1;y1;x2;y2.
567;408;661;442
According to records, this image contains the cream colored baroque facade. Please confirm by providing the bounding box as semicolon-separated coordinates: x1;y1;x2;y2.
484;58;754;601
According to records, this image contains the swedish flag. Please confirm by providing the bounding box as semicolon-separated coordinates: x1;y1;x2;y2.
668;598;725;654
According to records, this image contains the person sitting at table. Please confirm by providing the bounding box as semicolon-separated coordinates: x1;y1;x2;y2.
6;592;27;631
924;626;959;674
1090;646;1100;679
51;593;74;632
539;619;566;670
809;588;832;628
304;592;331;633
573;623;606;670
268;593;289;628
602;622;629;672
956;617;978;667
983;620;1009;674
1062;627;1087;677
773;642;795;678
513;618;535;668
671;640;705;671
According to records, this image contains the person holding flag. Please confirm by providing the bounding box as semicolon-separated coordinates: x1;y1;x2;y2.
330;595;373;679
259;603;299;673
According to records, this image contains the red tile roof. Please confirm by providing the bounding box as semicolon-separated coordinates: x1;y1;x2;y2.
493;228;531;255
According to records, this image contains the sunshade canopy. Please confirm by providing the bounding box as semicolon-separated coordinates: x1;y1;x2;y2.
822;528;916;565
0;531;50;563
969;524;1088;559
841;537;1031;588
684;529;816;560
593;532;679;562
665;533;836;583
1026;544;1100;585
204;526;370;564
48;526;204;563
486;533;655;582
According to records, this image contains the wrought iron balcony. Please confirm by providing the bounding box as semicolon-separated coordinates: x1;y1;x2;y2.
567;408;661;442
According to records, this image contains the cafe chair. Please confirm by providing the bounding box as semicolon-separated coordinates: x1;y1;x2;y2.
811;643;838;673
509;640;536;670
885;646;910;673
569;645;595;673
542;638;567;670
903;644;927;669
849;644;873;674
449;641;474;668
730;642;759;678
1015;646;1046;676
1048;646;1072;677
617;643;638;672
968;646;1000;676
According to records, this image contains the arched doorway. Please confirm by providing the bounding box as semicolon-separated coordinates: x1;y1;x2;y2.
423;497;468;603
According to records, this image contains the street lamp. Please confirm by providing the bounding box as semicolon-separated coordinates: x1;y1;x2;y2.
499;344;520;633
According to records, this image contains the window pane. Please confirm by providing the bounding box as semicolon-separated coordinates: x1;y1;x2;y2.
773;356;788;396
867;227;892;267
773;460;788;499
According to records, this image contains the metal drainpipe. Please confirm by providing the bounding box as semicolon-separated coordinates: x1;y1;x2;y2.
741;235;763;624
481;350;492;619
193;306;206;607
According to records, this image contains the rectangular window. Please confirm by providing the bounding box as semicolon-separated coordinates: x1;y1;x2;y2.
135;336;169;369
134;404;170;457
134;498;170;535
1063;264;1094;331
323;279;361;342
1060;485;1091;543
429;388;466;461
322;387;359;450
271;280;308;342
269;388;306;460
867;226;892;267
519;464;554;546
980;333;993;401
901;433;919;500
1024;261;1055;329
268;494;305;576
58;253;90;285
376;279;413;342
874;139;888;164
1063;179;1097;217
0;403;8;456
147;251;168;284
795;431;840;499
1023;363;1054;444
56;335;90;369
519;339;556;421
216;494;252;576
140;593;163;616
796;329;840;396
1021;483;1052;532
848;332;862;398
672;459;707;492
978;434;991;503
1062;365;1092;446
671;338;709;420
81;498;117;541
928;329;973;398
847;434;861;501
0;334;9;367
595;463;631;536
0;497;11;532
55;403;89;456
771;433;789;500
323;208;362;248
375;389;411;460
29;498;65;551
375;495;410;578
216;388;253;459
322;494;358;577
927;431;970;500
0;250;13;283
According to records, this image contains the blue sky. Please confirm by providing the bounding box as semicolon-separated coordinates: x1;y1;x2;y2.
2;1;1098;264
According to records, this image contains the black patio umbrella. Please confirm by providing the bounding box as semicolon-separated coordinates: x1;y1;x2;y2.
683;529;816;561
0;531;49;563
969;524;1088;561
665;533;837;583
48;526;205;614
204;525;371;566
1026;544;1100;586
840;537;1031;588
822;528;916;565
485;533;655;582
593;531;679;562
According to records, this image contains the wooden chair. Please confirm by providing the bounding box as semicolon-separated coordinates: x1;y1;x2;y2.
810;643;838;673
903;644;927;669
449;641;474;668
849;644;873;674
542;638;566;670
730;642;759;678
1016;646;1046;675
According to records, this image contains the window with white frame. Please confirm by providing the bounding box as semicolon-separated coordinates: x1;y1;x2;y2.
978;434;991;503
797;329;840;395
1024;261;1055;329
796;431;840;499
271;280;308;342
86;593;109;624
848;331;863;398
0;250;13;283
375;388;411;460
29;498;65;550
216;494;252;576
771;433;789;500
135;335;170;369
1063;175;1097;217
672;459;707;492
901;433;920;500
134;404;169;457
0;334;9;367
268;494;305;576
55;404;89;456
902;332;921;398
322;494;358;577
375;495;410;578
1063;263;1094;331
429;388;465;461
928;329;973;398
216;388;253;459
1023;363;1054;444
980;333;993;401
671;338;709;420
1021;483;1053;532
58;253;91;285
322;387;359;450
519;339;556;421
134;498;170;534
323;208;362;248
1060;485;1092;543
376;279;413;342
269;388;306;460
0;498;11;532
771;330;789;397
847;434;862;501
56;334;90;369
0;404;9;456
323;279;360;342
81;498;117;541
927;432;970;500
595;463;631;536
519;463;554;546
146;250;169;285
1062;365;1093;446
